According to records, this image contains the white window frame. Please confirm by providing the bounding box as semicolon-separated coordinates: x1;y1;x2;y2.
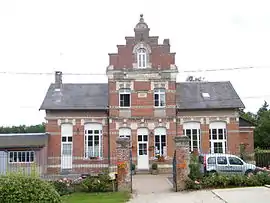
119;128;132;147
209;122;227;154
183;122;201;152
154;88;166;107
137;48;147;68
84;123;103;159
119;88;131;108
8;151;35;163
154;127;167;158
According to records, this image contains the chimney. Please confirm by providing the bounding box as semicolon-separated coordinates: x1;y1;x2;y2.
163;39;170;45
55;71;62;89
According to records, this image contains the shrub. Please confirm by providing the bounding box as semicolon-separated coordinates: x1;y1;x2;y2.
131;163;136;171
152;163;158;170
185;172;270;190
188;154;203;181
50;177;74;196
81;174;112;192
0;173;61;203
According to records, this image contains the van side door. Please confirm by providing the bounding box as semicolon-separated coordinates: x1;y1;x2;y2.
228;157;244;175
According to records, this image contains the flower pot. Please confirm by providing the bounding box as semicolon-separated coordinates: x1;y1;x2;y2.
151;169;158;175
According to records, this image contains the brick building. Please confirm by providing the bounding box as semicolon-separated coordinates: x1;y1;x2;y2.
40;14;254;174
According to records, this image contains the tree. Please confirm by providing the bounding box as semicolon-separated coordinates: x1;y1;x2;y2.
186;76;205;82
0;124;45;134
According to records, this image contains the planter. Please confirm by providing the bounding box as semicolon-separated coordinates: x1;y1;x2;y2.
151;169;158;175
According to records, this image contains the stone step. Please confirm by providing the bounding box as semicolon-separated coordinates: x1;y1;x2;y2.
135;169;151;175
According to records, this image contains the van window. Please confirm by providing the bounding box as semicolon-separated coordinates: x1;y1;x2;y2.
229;157;243;165
207;157;216;164
217;156;227;165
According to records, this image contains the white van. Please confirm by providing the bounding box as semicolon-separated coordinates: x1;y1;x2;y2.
198;153;256;176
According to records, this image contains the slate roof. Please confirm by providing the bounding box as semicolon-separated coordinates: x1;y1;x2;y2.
239;117;255;127
40;81;245;110
176;81;245;110
0;133;48;148
40;83;108;110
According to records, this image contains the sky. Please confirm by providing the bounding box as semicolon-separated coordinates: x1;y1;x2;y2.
0;0;270;126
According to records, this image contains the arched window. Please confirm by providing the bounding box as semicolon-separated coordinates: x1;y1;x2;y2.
84;123;103;158
209;122;227;154
137;48;147;68
154;127;167;157
183;122;201;152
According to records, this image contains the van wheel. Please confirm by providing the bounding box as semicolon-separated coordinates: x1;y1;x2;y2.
245;170;254;176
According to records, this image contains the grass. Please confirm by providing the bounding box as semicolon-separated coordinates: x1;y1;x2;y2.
61;192;131;203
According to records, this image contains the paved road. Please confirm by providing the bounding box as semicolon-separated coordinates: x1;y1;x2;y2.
128;174;270;203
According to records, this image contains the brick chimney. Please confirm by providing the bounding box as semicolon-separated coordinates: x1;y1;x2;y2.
55;71;62;89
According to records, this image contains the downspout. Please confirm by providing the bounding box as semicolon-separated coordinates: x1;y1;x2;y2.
107;107;111;166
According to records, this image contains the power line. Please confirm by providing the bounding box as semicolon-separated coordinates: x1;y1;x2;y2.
0;66;269;76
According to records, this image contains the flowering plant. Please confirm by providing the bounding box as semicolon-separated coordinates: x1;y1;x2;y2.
50;177;74;196
117;161;127;169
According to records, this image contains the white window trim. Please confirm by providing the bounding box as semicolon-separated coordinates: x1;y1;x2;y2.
209;122;227;154
154;128;167;158
119;88;131;108
137;48;147;68
119;128;132;147
8;151;35;163
184;129;201;152
183;122;201;152
61;123;73;158
154;88;166;108
84;123;103;159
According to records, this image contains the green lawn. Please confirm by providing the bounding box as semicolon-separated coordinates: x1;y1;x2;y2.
61;192;131;203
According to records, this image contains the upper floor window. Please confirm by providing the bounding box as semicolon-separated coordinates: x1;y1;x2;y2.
137;48;147;68
154;88;165;107
119;88;131;107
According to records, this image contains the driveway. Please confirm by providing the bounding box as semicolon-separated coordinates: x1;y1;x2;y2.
128;175;270;203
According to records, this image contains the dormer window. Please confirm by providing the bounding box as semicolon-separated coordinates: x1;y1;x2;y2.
137;48;147;68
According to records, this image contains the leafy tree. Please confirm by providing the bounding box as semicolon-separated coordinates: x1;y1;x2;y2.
0;123;45;134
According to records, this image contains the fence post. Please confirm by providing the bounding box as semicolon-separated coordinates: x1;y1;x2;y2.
173;136;190;191
116;137;131;192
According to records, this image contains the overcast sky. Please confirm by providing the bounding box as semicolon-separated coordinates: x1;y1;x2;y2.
0;0;270;126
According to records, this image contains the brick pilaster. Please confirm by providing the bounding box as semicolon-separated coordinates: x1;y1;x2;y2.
116;137;131;192
174;136;190;191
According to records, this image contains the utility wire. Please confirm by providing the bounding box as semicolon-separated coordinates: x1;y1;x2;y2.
0;66;269;76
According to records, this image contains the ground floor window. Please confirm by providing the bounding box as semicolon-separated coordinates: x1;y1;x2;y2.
8;151;35;163
154;127;167;157
209;122;227;154
183;122;201;152
119;128;132;147
84;123;103;158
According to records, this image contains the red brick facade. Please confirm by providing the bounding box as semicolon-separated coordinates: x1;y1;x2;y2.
43;15;254;174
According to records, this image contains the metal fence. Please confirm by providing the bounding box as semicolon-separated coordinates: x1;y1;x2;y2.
255;148;270;168
0;151;118;180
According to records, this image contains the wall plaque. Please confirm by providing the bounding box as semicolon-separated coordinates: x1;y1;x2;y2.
138;93;147;98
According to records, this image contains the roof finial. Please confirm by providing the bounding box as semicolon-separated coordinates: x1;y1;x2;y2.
140;14;144;22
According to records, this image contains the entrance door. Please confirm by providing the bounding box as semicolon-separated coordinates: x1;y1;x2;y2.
61;124;73;170
137;133;149;170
